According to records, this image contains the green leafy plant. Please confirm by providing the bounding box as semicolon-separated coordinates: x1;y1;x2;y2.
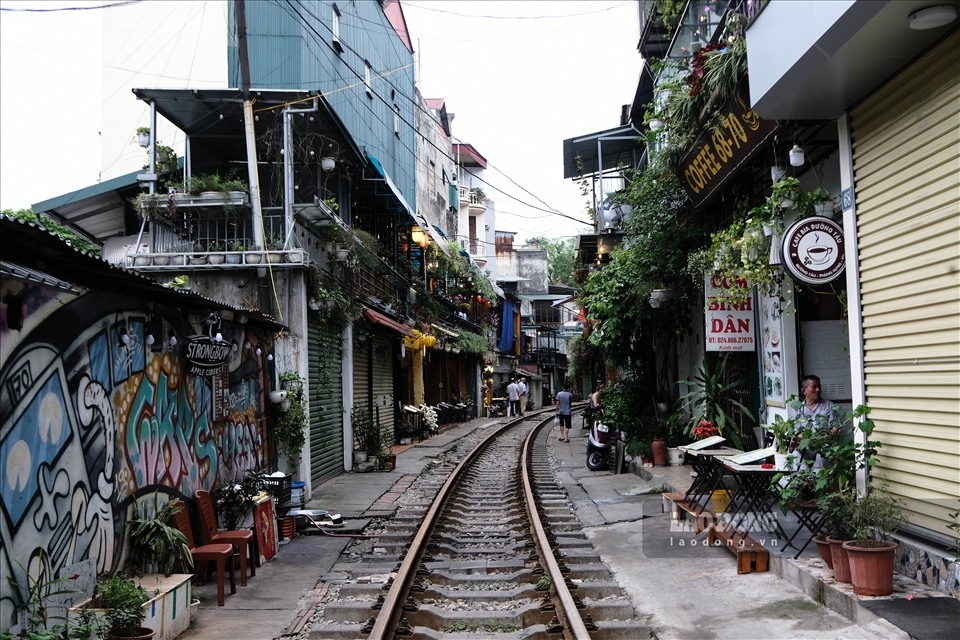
677;355;754;449
1;552;90;640
275;373;307;462
212;470;265;530
846;484;906;544
89;575;150;639
351;406;380;454
763;414;797;455
455;330;488;357
186;173;248;195
3;208;101;257
125;493;194;576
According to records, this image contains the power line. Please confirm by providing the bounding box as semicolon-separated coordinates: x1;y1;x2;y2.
0;1;136;12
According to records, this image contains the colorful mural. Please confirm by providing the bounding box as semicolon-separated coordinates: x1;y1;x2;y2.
0;287;269;631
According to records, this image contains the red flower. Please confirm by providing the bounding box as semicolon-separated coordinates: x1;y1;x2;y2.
693;420;719;440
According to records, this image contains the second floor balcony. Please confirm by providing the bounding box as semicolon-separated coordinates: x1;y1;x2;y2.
459;186;487;214
118;194;305;270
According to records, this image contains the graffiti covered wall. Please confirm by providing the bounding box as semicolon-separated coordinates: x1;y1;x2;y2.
0;282;270;631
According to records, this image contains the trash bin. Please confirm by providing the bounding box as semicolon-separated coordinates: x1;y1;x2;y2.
290;481;305;508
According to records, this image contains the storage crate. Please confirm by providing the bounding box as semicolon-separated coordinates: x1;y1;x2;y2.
262;473;292;505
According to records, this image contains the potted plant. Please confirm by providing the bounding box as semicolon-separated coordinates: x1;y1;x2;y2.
244;245;263;264
207;241;226;265
841;485;906;595
275;372;307;463
135;127;151;148
678;355;754;450
89;575;153;639
125;493;194;577
798;187;835;218
804;405;881;580
763;413;798;470
350;407;377;464
770;176;801;210
212;470;264;530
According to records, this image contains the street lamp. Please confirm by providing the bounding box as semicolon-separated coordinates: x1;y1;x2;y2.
410;225;428;249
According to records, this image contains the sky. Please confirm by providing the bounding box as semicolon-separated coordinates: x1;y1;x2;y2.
0;0;642;242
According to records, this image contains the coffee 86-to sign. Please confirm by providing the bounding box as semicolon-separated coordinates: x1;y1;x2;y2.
678;93;779;208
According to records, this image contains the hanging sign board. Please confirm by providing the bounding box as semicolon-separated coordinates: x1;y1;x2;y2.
677;91;780;208
182;335;231;377
781;217;845;284
704;274;756;352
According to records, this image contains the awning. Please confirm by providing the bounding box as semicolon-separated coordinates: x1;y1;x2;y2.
562;124;645;179
363;308;415;337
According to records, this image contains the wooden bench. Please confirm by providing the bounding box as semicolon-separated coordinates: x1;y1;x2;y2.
662;491;769;573
708;522;770;574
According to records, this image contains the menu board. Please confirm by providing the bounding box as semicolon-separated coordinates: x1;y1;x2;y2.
759;295;785;407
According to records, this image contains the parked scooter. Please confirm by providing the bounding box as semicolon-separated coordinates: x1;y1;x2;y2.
585;409;624;471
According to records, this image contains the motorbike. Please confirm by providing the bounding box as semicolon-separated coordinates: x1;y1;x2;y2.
585;409;624;471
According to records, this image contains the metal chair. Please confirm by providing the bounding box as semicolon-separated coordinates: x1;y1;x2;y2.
170;499;236;606
195;489;256;586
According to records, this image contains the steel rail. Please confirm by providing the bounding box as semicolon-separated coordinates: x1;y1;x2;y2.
365;410;543;638
521;417;593;639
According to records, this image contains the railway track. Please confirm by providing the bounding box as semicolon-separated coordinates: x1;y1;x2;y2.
311;410;652;639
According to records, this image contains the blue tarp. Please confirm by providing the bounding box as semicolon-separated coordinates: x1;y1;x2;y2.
498;298;516;353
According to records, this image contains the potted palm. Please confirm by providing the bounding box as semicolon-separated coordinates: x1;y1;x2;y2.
125;493;194;577
841;485;905;595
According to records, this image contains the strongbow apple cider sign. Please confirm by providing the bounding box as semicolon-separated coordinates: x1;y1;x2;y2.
705;274;755;352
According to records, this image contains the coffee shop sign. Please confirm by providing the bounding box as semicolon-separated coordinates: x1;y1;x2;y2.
183;335;232;377
781;217;845;285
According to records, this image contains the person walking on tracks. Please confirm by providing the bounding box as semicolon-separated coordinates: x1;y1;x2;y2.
517;377;528;416
506;378;520;417
555;382;573;442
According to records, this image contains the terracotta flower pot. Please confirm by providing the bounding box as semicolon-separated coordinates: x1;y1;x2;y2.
842;540;899;596
826;536;853;583
813;535;833;569
652;438;668;466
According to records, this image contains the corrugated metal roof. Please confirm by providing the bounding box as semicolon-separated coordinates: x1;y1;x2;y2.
2;215;285;331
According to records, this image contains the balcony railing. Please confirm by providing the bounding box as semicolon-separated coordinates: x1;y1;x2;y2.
518;349;568;368
128;196;304;270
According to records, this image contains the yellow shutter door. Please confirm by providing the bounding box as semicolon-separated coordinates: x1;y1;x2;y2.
850;31;960;540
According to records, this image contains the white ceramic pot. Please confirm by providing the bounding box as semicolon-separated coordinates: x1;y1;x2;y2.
667;447;684;466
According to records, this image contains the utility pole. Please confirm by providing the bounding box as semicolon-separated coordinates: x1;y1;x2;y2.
235;0;265;261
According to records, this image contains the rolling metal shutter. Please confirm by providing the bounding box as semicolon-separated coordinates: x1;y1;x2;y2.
850;31;960;540
308;315;345;484
370;334;397;443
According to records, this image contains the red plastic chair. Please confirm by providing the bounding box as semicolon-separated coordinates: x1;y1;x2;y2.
195;489;256;586
170;499;236;606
